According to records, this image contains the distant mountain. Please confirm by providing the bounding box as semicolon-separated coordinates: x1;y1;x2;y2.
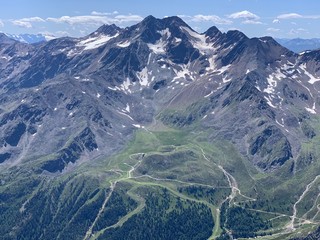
277;38;320;53
5;33;55;44
1;16;320;240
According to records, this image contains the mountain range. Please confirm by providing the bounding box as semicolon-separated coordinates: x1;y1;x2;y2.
1;15;320;239
6;32;320;54
277;38;320;53
4;33;55;44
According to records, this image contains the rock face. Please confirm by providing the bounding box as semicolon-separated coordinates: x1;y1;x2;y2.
249;125;292;170
41;127;98;173
0;15;319;173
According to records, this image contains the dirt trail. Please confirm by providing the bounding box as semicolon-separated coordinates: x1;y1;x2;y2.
288;175;320;231
83;182;117;240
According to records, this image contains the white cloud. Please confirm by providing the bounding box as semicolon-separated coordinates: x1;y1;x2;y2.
19;17;45;22
47;16;103;25
47;14;143;26
91;11;119;16
228;10;260;21
0;20;4;27
12;20;33;28
228;10;262;24
192;15;232;24
11;17;45;28
289;28;309;35
277;13;303;19
277;13;320;20
273;19;280;24
267;28;280;32
179;14;232;25
242;20;262;25
91;11;109;16
114;15;143;22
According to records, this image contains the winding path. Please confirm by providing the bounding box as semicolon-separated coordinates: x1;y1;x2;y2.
288;175;320;231
199;146;256;203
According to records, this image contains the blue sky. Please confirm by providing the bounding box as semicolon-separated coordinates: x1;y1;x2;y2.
1;0;320;39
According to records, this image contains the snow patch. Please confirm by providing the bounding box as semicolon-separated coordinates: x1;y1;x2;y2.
264;69;286;94
264;96;277;108
117;110;134;121
137;67;149;86
206;56;217;72
276;119;285;128
217;65;230;74
173;64;194;81
117;41;131;48
80;78;91;82
125;104;130;112
120;78;133;93
147;28;171;54
181;26;213;54
223;76;232;83
1;56;10;60
299;50;311;55
158;28;171;38
204;91;214;98
108;86;118;91
148;40;166;54
300;63;320;84
133;124;145;129
306;107;316;114
174;37;182;43
77;33;119;50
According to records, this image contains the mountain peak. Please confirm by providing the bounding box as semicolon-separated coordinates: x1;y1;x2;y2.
138;15;189;30
95;24;121;35
205;26;222;39
142;15;157;23
162;16;189;28
0;33;18;44
226;30;248;42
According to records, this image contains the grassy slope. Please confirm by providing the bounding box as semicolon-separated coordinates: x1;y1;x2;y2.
2;116;320;239
92;122;320;239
